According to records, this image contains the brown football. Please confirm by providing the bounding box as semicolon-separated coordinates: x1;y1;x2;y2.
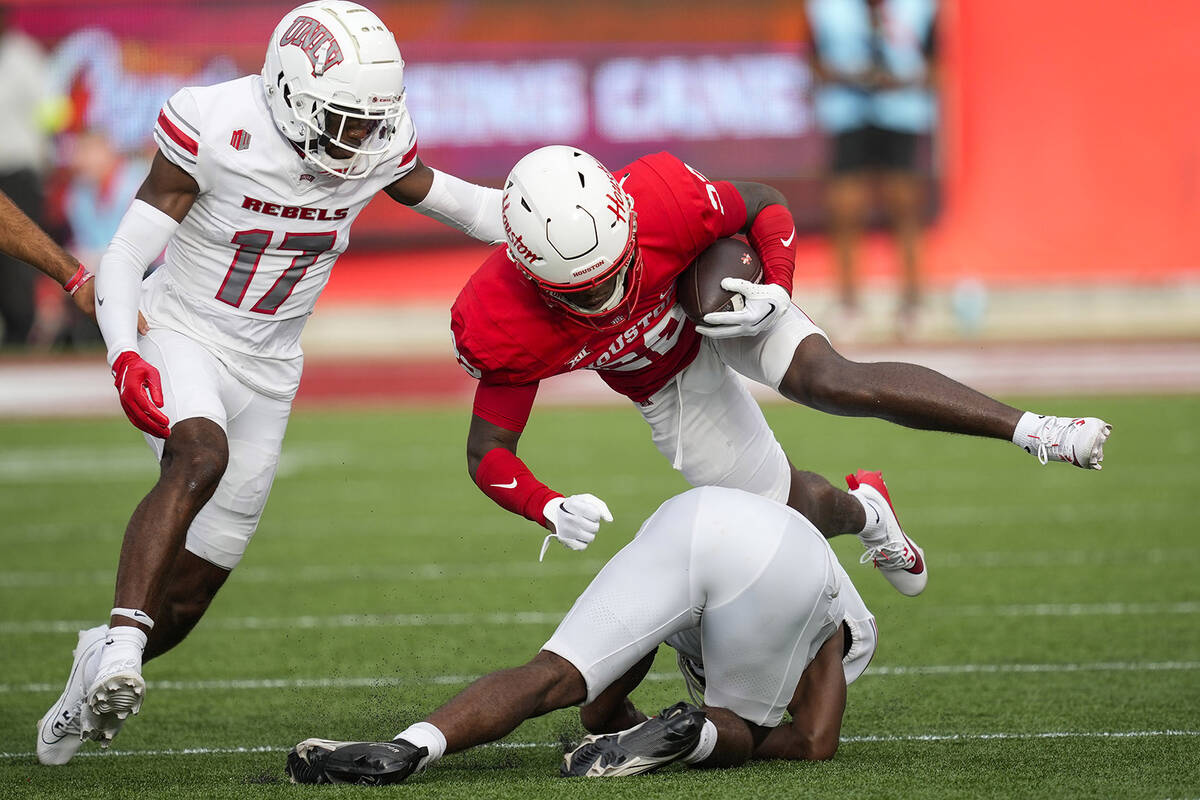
676;238;763;324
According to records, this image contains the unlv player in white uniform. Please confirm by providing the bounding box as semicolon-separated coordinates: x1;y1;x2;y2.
37;2;503;764
285;487;878;784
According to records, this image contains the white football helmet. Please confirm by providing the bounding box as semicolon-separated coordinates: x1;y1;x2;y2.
503;145;643;329
262;1;407;179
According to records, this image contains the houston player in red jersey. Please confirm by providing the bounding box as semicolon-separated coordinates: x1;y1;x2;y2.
451;145;1111;589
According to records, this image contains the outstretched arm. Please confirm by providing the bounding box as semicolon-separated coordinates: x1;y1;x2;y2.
385;158;504;244
0;188;96;318
468;381;612;555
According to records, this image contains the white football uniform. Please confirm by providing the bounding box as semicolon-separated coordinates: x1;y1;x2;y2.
542;486;875;727
133;74;417;568
637;307;828;504
147;74;418;400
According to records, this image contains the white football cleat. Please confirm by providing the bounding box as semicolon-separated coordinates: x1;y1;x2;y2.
1022;416;1112;470
36;625;107;765
847;470;927;597
82;651;145;748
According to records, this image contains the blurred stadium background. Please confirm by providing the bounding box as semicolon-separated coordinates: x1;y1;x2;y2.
1;0;1198;419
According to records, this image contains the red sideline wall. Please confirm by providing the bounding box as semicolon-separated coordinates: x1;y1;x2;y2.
928;0;1200;286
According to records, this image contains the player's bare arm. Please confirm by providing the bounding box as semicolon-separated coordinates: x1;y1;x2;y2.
467;381;613;553
385;157;504;243
135;152;200;222
382;157;434;205
728;180;788;229
0;189;97;318
751;623;847;761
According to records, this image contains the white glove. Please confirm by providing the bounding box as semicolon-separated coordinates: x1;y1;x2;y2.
695;278;791;339
539;494;613;561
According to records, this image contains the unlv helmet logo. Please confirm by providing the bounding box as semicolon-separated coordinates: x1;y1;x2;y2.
279;16;345;76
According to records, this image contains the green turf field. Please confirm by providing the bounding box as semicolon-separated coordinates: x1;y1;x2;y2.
2;394;1198;798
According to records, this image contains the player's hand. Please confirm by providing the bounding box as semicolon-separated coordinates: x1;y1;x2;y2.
72;281;149;333
695;278;791;339
111;351;171;439
539;494;613;561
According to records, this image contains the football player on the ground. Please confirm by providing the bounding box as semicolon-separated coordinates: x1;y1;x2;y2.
37;1;506;765
451;145;1111;579
286;487;877;784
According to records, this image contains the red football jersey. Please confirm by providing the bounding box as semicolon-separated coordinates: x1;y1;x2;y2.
451;152;746;403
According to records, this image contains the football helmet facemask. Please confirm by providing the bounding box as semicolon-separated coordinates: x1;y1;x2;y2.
262;1;407;179
502;145;644;330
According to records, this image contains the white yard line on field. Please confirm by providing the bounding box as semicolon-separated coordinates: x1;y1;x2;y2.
4;601;1198;635
3;661;1198;695
1;729;1198;760
2;547;1196;588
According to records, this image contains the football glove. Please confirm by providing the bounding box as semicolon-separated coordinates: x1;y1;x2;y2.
111;350;171;439
539;494;612;561
695;278;791;339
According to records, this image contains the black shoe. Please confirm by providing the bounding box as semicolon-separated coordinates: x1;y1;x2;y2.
561;702;706;777
286;737;428;785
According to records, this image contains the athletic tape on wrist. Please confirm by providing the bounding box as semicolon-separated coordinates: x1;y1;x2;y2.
110;607;155;629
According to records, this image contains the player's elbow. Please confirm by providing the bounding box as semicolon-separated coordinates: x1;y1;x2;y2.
787;728;840;761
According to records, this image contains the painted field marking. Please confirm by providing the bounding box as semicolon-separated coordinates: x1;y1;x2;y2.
4;547;1195;588
4;600;1199;636
3;661;1198;695
2;729;1198;761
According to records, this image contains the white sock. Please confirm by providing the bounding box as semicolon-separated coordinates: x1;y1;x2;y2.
96;625;147;678
854;493;886;546
394;721;446;771
1012;411;1049;453
681;719;718;765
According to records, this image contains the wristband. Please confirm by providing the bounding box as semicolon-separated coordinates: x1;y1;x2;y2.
475;448;562;525
64;264;94;296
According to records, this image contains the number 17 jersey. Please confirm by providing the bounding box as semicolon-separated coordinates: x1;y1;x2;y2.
142;74;418;399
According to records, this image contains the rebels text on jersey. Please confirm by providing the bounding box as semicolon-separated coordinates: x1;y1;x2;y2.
146;75;417;396
451;153;743;403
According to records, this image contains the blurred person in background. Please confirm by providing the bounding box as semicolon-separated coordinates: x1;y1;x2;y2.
53;130;147;345
66;131;147;272
0;2;53;347
804;0;939;340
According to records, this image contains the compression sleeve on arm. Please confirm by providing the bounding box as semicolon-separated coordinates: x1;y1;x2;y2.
412;168;505;245
747;204;796;296
473;380;538;433
96;199;179;365
474;447;563;526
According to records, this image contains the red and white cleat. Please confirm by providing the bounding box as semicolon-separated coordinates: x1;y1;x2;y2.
847;470;927;597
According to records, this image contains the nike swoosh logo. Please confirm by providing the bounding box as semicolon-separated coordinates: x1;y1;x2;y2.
489;479;518;489
780;227;795;248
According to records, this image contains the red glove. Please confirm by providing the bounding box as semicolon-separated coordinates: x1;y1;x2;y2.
111;351;171;439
